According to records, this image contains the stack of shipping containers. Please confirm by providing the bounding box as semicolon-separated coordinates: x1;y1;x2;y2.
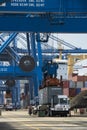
62;75;87;99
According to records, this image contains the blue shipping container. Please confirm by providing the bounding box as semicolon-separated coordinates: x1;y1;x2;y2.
76;88;81;95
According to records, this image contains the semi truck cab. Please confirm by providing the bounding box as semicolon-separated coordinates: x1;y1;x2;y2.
50;95;70;116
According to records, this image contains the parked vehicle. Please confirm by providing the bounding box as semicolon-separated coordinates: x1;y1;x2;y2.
5;103;13;111
0;104;4;109
38;85;70;117
38;61;70;117
5;98;13;111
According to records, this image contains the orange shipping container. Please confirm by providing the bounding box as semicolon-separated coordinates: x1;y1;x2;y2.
45;78;59;86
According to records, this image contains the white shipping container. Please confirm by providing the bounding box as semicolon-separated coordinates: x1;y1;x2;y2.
76;81;83;88
57;62;68;80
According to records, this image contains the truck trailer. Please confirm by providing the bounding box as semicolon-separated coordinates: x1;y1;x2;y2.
38;86;70;116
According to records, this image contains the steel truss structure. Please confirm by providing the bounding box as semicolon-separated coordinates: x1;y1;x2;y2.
0;0;87;105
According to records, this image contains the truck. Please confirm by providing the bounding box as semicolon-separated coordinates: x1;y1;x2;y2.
5;97;13;111
38;85;70;117
37;61;70;117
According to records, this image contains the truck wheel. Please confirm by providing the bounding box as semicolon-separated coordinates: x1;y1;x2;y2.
64;114;67;117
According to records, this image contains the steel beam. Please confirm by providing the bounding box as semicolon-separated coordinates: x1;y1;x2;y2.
0;0;87;13
0;16;87;32
0;66;41;79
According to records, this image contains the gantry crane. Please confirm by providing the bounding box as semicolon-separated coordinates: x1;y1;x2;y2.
0;0;87;105
0;32;87;105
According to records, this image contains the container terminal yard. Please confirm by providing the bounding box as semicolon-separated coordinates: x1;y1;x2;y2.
0;0;87;130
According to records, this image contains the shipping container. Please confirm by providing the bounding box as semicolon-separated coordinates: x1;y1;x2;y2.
69;88;76;97
77;76;84;81
82;76;87;81
72;75;87;82
63;87;69;96
39;86;62;105
84;81;87;87
69;80;76;88
81;88;87;91
45;77;59;86
72;75;78;82
76;81;83;88
63;80;69;88
76;88;81;94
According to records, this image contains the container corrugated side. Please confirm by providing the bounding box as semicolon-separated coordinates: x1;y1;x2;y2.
63;80;69;88
39;86;62;105
76;88;81;94
76;81;83;88
84;81;87;87
81;88;87;91
63;87;69;96
69;88;76;97
69;80;76;88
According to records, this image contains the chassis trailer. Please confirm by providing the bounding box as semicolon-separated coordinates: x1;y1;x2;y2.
38;86;70;116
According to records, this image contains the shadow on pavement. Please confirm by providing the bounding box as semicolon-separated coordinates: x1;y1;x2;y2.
0;122;15;130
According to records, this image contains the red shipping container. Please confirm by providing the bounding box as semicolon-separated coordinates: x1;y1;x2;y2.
79;76;87;81
72;75;87;82
63;81;69;88
77;76;84;81
69;88;76;97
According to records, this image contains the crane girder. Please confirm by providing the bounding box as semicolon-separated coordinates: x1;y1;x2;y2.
0;15;87;32
0;0;87;32
0;0;87;14
0;65;42;80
